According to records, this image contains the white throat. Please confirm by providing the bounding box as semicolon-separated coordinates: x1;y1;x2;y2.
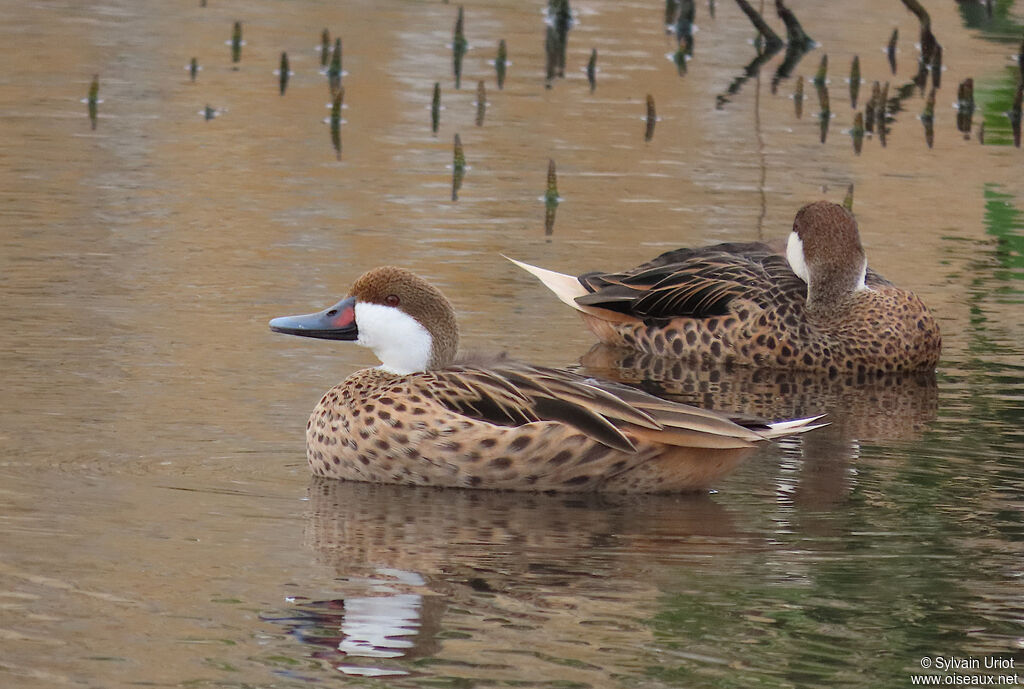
854;256;868;291
786;231;810;283
354;302;433;375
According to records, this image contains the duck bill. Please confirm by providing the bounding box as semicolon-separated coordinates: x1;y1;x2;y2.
269;296;358;340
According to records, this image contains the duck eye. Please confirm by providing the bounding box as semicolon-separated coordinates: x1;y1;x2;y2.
384;294;400;307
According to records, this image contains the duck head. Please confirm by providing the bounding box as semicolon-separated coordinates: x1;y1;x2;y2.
270;266;459;374
785;201;868;312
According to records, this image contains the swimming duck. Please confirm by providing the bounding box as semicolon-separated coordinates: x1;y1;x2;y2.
270;266;823;493
510;201;941;375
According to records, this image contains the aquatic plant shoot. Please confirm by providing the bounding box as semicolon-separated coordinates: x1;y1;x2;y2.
431;82;441;135
887;28;898;74
87;74;99;130
320;29;330;68
544;158;559;235
452;133;465;201
921;87;935;148
231;21;242;64
495;39;508;90
475;81;486;126
645;94;657;142
587;48;597;92
279;52;290;95
849;55;860;109
453;6;467;89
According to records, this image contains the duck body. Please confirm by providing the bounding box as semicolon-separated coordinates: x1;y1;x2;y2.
272;266;823;493
572;241;939;375
307;364;757;492
512;202;941;375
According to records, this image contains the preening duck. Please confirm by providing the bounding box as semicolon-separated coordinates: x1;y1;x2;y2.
270;266;823;493
510;201;941;375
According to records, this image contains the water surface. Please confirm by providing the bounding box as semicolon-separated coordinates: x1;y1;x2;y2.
1;0;1022;686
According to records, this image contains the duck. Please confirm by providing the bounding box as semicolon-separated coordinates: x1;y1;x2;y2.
510;201;941;375
270;266;823;493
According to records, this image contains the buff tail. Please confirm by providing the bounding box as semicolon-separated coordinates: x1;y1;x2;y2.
505;256;636;323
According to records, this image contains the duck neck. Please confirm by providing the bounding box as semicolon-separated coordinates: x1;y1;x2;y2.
805;258;867;316
426;315;458;370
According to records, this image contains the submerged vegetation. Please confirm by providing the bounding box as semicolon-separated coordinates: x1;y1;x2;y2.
81;1;1019;225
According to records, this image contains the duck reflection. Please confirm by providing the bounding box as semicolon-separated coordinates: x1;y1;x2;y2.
267;571;444;678
579;344;939;510
579;344;937;440
267;481;748;681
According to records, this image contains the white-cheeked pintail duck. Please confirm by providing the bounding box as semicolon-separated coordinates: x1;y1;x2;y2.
270;266;823;493
511;201;941;375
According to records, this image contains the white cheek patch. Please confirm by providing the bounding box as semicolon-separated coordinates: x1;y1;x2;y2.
854;256;868;291
786;231;810;283
354;302;433;375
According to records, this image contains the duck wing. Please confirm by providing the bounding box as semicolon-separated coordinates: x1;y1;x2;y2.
576;243;805;321
579;375;810;449
417;362;818;452
419;362;662;452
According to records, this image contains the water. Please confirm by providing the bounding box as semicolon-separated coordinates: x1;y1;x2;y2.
1;0;1022;686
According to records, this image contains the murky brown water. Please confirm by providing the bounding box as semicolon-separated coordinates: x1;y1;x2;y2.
2;0;1022;686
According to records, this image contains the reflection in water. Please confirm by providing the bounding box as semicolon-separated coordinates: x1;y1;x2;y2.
268;448;1024;687
266;571;442;678
580;344;938;441
268;481;743;682
580;344;939;510
334;591;421;659
329;87;343;160
543;0;573;88
717;0;820;107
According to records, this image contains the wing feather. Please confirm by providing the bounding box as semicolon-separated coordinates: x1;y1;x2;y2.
519;241;887;323
417;360;821;453
577;246;805;321
424;363;642;452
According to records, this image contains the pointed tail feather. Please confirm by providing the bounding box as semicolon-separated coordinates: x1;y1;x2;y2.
504;256;588;308
758;414;829;439
505;256;636;324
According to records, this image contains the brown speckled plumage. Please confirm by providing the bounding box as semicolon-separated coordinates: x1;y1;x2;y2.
273;266;823;493
305;364;758;492
516;202;941;374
